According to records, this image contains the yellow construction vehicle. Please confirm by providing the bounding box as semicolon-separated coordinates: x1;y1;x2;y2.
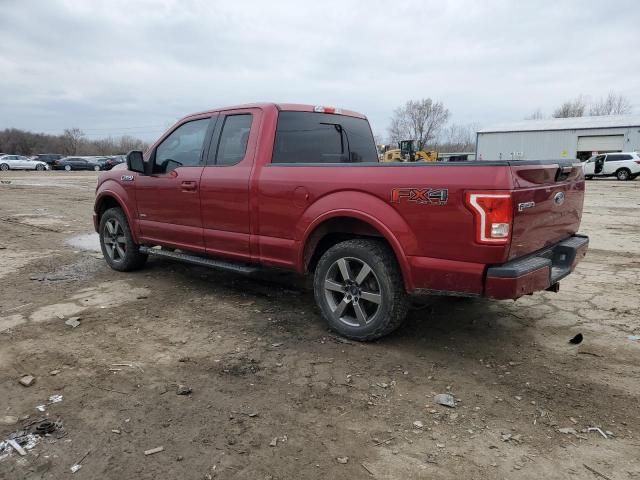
382;140;438;162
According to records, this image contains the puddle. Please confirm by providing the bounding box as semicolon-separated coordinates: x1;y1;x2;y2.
66;233;100;252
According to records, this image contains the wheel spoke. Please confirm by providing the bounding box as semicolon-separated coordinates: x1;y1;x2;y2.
325;279;344;293
115;244;126;259
116;235;126;243
105;222;115;235
355;264;372;285
337;258;352;281
360;290;381;304
354;302;368;325
103;235;113;245
108;243;116;258
333;296;350;317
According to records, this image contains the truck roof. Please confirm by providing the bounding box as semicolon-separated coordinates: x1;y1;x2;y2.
181;103;367;122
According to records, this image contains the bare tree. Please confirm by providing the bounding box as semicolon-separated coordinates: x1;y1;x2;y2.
552;96;586;118
589;92;632;116
388;99;450;150
438;123;477;152
525;108;545;120
61;128;85;155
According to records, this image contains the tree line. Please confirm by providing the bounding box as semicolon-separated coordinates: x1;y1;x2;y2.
385;91;633;153
528;91;632;119
0;127;148;156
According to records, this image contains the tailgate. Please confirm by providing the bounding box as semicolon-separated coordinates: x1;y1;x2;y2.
509;161;585;260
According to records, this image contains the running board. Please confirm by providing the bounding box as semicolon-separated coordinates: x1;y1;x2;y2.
139;246;259;274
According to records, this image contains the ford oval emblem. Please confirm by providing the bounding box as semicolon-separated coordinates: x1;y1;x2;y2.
554;191;565;206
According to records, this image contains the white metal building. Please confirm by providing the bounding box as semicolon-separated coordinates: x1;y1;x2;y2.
476;115;640;161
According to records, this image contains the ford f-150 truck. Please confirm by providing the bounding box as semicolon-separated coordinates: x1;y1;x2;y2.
94;103;588;340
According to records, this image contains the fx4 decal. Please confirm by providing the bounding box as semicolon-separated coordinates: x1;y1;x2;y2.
121;175;134;182
390;188;449;205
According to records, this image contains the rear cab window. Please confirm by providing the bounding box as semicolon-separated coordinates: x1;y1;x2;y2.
211;114;253;166
272;111;378;164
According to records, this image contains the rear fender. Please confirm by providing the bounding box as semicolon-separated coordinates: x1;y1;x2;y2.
297;192;418;290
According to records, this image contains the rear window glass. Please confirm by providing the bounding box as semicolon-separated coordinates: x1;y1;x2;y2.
215;114;252;165
606;154;632;161
272;112;378;164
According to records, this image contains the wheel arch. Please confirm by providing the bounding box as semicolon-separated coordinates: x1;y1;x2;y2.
298;194;418;291
94;186;139;242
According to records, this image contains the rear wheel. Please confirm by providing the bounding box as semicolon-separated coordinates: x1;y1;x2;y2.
64;165;72;171
0;163;9;171
36;164;45;171
93;165;100;171
616;168;631;181
313;239;409;341
99;207;147;271
584;175;593;180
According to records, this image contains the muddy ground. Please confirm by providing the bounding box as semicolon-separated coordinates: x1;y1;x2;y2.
0;171;639;480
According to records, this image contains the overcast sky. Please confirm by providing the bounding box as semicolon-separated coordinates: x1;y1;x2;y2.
1;0;639;140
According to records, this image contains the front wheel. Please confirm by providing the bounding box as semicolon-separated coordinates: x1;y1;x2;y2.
99;207;147;272
64;165;72;171
616;168;631;181
313;239;409;341
93;165;100;171
0;163;9;171
584;175;593;180
36;164;45;171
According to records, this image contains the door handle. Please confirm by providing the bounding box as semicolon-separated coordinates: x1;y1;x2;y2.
181;181;197;192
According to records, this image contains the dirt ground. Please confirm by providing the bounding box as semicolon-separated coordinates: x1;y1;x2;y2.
0;171;639;480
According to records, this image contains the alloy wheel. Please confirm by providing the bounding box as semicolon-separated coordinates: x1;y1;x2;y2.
324;257;382;327
103;219;127;262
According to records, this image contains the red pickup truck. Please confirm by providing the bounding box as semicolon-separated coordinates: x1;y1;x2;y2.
94;103;588;340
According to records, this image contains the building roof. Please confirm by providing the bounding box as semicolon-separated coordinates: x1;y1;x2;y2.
478;114;640;134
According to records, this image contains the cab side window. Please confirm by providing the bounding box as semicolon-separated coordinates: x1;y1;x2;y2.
214;114;253;166
154;118;210;174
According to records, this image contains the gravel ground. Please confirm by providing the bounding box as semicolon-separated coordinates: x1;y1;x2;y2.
0;171;639;480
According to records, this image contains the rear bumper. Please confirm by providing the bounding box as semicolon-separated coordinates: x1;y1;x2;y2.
485;234;589;299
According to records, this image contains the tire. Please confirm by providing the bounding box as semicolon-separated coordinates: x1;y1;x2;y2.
616;168;631;181
0;163;9;171
64;165;72;171
36;164;45;171
584;175;593;180
313;239;409;341
99;207;147;272
93;165;100;171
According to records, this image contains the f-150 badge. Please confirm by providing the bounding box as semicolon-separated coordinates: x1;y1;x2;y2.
390;188;448;205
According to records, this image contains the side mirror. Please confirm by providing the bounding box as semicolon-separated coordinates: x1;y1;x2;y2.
126;150;145;174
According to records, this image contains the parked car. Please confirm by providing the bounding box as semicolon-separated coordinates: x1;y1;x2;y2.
53;156;102;171
31;153;65;165
94;102;589;341
0;154;49;171
103;155;126;170
583;152;640;181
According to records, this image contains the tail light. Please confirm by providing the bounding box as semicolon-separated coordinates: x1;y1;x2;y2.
465;191;513;245
635;160;640;165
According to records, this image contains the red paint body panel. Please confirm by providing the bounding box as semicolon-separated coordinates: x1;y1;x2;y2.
509;163;585;259
94;103;588;300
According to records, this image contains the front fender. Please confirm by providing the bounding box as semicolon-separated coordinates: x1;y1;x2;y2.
95;180;139;242
296;191;418;290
